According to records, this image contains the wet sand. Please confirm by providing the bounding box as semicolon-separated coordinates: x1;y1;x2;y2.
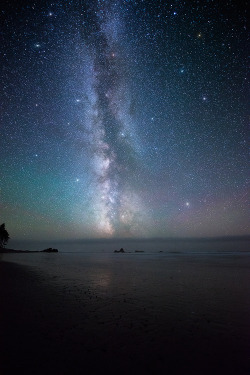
0;255;249;374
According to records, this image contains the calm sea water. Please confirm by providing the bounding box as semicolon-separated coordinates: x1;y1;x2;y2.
1;248;250;374
9;237;250;253
2;250;250;315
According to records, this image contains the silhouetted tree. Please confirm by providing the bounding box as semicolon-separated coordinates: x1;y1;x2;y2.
0;223;10;248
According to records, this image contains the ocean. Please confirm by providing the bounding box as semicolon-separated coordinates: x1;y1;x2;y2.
1;242;250;374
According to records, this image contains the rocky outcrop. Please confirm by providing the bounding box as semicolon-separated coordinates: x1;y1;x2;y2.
41;248;58;253
114;248;125;253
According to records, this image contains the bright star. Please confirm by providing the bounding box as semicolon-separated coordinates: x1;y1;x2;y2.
185;202;190;207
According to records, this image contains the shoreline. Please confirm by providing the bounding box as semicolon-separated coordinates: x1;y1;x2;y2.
1;256;249;375
0;248;39;253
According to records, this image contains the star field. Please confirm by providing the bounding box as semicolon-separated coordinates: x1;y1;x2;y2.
0;0;248;240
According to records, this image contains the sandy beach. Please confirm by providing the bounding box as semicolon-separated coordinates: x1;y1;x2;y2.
0;252;249;375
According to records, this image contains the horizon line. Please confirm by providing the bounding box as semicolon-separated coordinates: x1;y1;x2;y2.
11;235;250;244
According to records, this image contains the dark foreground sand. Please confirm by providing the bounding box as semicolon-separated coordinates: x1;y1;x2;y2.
0;258;249;375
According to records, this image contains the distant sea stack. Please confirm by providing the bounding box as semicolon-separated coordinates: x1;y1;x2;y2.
114;248;125;253
41;248;58;253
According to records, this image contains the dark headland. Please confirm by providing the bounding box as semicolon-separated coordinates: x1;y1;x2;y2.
0;247;58;253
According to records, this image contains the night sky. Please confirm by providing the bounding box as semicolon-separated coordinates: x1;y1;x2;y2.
1;0;248;241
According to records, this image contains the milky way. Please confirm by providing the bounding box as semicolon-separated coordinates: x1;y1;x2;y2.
0;0;248;240
79;1;147;236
